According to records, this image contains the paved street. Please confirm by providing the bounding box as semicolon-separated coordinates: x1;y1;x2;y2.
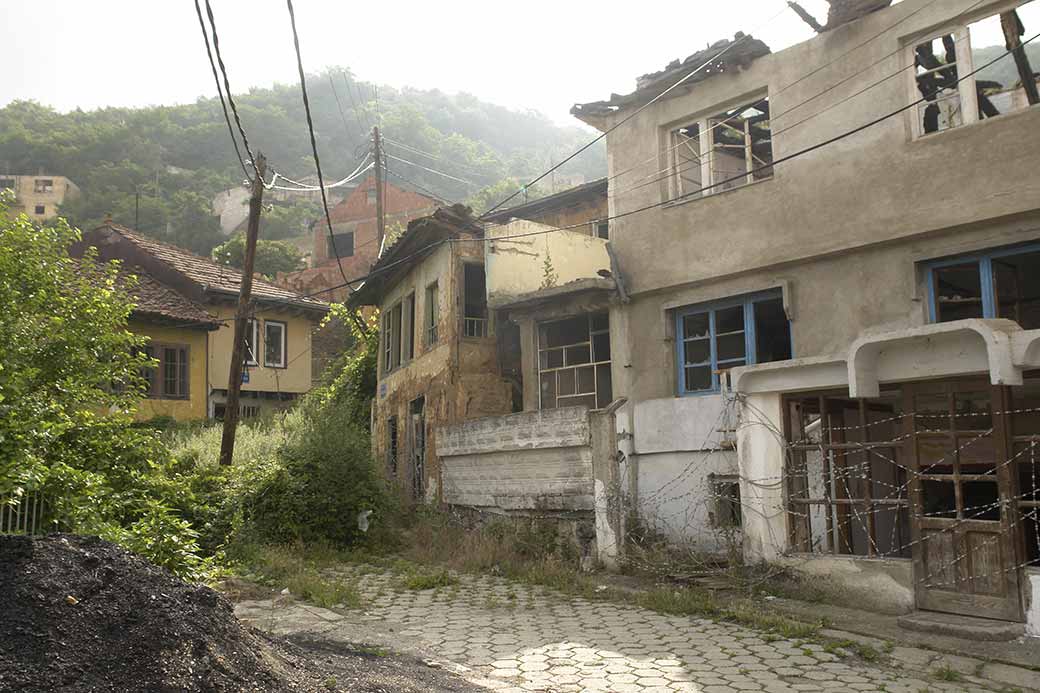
234;565;1029;693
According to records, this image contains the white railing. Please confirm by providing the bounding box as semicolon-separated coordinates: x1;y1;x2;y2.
0;490;48;535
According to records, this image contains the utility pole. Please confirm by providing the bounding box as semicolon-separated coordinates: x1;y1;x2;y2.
373;126;385;248
219;153;266;467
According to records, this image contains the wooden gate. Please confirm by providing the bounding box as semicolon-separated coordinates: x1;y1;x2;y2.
904;379;1023;621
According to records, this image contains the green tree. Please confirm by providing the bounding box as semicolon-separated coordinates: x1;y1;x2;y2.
212;233;305;278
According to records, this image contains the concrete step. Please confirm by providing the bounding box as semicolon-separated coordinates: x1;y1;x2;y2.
897;610;1025;642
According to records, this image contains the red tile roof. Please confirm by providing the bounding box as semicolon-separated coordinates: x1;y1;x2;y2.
95;223;328;312
121;268;221;329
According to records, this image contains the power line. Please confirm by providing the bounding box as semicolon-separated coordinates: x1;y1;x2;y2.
328;71;358;140
342;70;371;132
479;3;791;218
284;0;349;286
385;167;455;205
192;0;249;180
383;138;491;177
202;0;258;179
384;153;481;188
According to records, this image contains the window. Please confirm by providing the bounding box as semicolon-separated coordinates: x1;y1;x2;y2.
34;205;45;215
595;221;609;240
141;343;189;400
241;404;260;419
387;416;399;475
709;474;742;528
462;263;488;338
403;292;416;362
538;312;612;410
264;321;286;368
425;282;439;346
383;302;403;374
926;243;1040;329
327;231;355;258
911;1;1039;137
669;95;772;199
244;319;259;365
676;290;792;395
33;179;53;193
0;178;15;190
367;189;377;204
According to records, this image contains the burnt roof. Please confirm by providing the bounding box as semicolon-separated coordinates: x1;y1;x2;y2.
572;33;771;124
83;223;328;314
348;204;481;307
482;178;608;224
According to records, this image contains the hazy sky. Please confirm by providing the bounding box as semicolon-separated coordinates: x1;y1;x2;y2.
0;1;833;125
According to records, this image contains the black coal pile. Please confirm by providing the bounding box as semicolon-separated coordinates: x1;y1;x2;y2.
0;534;312;692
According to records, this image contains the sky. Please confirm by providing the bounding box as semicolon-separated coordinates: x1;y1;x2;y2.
0;0;833;126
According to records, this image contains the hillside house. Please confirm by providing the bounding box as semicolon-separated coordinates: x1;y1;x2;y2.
573;0;1040;632
0;173;79;222
76;223;329;421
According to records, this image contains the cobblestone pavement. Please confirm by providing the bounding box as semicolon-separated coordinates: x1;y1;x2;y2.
234;565;1031;693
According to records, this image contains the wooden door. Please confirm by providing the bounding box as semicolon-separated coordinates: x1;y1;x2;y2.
905;379;1023;621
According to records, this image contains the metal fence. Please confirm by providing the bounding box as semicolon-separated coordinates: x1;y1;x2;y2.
0;489;48;535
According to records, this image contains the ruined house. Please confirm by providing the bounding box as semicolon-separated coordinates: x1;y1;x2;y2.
573;0;1040;633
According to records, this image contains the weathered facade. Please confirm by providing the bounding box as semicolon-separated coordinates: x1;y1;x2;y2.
0;173;79;222
574;0;1040;630
350;206;513;503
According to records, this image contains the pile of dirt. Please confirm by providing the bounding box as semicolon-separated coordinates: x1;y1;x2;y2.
0;534;481;692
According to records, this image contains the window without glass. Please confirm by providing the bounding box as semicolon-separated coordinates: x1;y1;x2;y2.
328;231;355;258
264;321;286;368
462;264;488;338
0;178;15;190
33;179;53;193
595;221;609;240
710;474;742;528
425;282;439;346
676;291;791;394
538;312;612;410
34;205;45;215
912;1;1039;137
927;244;1040;329
387;416;399;476
669;96;772;199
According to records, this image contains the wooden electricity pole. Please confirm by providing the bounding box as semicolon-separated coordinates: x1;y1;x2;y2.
219;153;266;466
373;126;386;248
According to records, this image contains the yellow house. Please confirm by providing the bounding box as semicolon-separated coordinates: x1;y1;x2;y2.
0;174;79;222
77;222;330;421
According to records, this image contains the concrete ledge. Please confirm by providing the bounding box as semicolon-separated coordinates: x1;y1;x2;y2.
896;611;1026;642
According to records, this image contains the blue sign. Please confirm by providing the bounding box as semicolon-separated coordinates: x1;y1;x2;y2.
241;369;250;384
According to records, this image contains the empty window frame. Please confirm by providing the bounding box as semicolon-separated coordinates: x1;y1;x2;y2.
425;281;439;346
668;95;773;199
141;343;189;400
676;290;792;395
709;474;743;528
538;312;612;410
784;390;912;558
0;178;15;190
34;205;45;215
595;221;609;240
926;242;1040;329
911;1;1039;137
387;415;399;476
264;320;286;368
383;302;403;374
244;319;260;366
327;231;355;258
462;263;489;338
33;178;53;193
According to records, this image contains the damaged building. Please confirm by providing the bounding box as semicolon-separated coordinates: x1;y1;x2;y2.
572;0;1040;634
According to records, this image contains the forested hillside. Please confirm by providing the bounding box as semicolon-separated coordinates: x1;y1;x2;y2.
0;68;605;254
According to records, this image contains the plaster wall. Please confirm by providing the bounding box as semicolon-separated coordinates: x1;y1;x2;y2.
208;305;316;394
485;221;611;306
129;321;209;422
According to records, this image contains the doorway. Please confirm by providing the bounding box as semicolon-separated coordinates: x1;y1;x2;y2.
410;396;426;502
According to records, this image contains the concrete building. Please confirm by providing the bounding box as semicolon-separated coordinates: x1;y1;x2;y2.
0;174;79;222
573;0;1040;631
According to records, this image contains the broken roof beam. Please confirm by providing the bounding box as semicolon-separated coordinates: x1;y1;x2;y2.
1001;9;1040;106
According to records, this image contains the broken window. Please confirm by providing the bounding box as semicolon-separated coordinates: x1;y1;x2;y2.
785;390;912;558
425;281;439;346
244;319;259;366
927;243;1040;329
676;290;791;395
538;312;612;410
709;474;742;529
462;263;488;338
0;178;15;190
912;1;1039;137
327;231;355;258
33;178;53;193
669;96;772;199
263;320;286;368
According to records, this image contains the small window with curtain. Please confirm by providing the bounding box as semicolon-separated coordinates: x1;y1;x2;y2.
676;290;792;395
264;320;286;368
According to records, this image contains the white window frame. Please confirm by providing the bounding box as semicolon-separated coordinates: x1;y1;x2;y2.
667;92;772;201
906;0;1038;140
264;320;287;368
244;318;260;366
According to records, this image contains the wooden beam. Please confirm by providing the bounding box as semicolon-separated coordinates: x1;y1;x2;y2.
1001;10;1039;107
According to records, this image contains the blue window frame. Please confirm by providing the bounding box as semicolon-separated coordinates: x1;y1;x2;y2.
675;290;792;395
925;242;1040;328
